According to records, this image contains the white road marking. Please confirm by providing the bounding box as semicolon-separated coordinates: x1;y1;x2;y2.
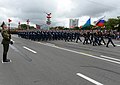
45;43;55;46
23;46;37;54
101;43;120;46
115;44;120;46
10;45;19;52
100;55;120;62
114;41;120;43
67;42;78;44
76;73;103;85
36;42;120;65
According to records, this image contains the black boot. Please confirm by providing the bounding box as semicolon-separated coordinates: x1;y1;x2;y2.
3;54;7;62
3;54;10;62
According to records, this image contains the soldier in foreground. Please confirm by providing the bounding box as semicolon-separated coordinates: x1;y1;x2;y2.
1;22;13;62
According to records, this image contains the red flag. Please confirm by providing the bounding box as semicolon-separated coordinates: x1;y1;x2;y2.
79;26;82;29
46;13;51;18
27;19;30;24
96;20;105;27
8;19;12;22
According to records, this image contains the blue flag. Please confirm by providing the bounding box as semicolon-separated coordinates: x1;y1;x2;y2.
82;18;91;28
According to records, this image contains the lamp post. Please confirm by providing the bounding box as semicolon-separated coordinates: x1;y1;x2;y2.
18;22;21;30
46;13;52;30
8;19;12;33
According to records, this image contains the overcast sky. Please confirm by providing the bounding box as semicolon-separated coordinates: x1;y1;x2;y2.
0;0;120;27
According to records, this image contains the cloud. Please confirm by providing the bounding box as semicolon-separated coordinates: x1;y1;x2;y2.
0;0;120;27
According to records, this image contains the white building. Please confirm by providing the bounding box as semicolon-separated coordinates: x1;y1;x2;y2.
69;19;79;28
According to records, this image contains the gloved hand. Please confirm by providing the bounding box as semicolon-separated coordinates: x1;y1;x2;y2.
10;39;14;45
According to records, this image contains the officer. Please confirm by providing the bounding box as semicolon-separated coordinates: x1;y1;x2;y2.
1;22;13;62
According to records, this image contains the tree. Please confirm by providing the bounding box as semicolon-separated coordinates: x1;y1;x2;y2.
117;16;120;32
21;24;27;30
106;18;118;30
73;27;80;30
29;26;35;29
20;24;35;30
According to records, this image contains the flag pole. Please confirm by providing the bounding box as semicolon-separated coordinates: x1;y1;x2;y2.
8;19;11;34
27;19;30;30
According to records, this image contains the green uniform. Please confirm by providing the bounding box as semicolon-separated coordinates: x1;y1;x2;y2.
1;29;11;62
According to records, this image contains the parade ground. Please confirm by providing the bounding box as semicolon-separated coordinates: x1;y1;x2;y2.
0;34;120;85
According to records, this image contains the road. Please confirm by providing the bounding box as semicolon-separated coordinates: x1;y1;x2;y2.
0;34;120;85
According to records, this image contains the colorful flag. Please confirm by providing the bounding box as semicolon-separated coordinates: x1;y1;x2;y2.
94;16;105;25
82;18;91;28
8;19;12;22
96;20;105;27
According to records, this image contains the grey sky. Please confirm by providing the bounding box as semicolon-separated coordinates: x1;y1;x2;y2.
0;0;120;27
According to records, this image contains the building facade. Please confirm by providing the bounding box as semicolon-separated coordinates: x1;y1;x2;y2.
69;19;79;28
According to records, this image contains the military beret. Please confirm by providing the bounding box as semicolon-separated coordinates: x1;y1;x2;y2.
1;22;6;28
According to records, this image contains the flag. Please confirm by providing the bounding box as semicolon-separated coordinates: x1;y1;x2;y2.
18;21;20;25
8;19;12;22
46;13;51;18
79;26;82;29
96;20;105;27
94;16;105;25
36;24;41;29
27;19;30;24
82;18;91;28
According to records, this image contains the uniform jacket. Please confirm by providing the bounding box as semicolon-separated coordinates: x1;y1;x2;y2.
1;29;11;44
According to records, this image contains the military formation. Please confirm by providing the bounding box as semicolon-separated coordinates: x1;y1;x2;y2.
18;29;116;47
0;21;117;63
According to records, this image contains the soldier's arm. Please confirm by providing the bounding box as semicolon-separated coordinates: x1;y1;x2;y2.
1;31;11;41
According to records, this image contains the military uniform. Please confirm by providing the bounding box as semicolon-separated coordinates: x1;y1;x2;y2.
106;32;116;47
1;22;11;62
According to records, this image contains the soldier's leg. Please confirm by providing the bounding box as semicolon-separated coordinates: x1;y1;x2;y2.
76;38;78;43
3;44;9;62
102;39;106;45
110;40;116;47
77;37;82;42
83;38;85;44
106;40;110;47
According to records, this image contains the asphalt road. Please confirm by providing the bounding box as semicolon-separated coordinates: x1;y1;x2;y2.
0;34;120;85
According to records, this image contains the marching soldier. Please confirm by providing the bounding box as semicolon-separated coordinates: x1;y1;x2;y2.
106;32;116;47
75;31;82;43
1;22;13;62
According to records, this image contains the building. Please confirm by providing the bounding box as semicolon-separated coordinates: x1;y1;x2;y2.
69;19;79;28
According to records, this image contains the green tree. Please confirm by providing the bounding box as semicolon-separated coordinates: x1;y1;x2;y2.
29;26;35;29
21;24;27;30
73;27;80;30
117;16;120;32
105;18;118;30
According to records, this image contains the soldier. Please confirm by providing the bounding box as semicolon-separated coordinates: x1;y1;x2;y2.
92;32;99;46
106;32;116;47
83;32;88;45
75;31;82;43
1;22;13;62
98;31;106;45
